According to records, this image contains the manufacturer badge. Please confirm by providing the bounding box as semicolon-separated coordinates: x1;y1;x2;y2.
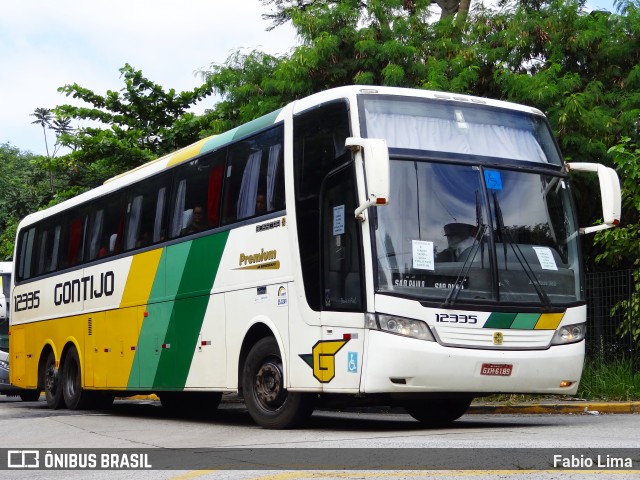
493;332;504;345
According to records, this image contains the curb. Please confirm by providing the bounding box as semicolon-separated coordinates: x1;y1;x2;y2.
120;395;640;415
468;401;640;415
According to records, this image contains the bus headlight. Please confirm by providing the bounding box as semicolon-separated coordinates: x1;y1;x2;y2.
366;313;435;342
551;323;586;345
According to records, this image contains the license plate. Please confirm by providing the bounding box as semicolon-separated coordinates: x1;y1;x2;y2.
481;363;513;376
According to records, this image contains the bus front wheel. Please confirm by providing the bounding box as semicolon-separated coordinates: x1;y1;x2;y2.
242;337;314;429
61;347;90;410
403;397;473;425
44;350;64;409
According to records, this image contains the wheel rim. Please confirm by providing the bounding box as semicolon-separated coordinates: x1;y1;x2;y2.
254;358;286;411
45;361;57;396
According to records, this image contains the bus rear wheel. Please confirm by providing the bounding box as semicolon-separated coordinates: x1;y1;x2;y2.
242;337;314;429
44;350;64;409
61;347;90;410
403;397;473;425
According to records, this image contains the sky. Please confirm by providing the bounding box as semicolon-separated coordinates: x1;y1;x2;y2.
0;0;617;157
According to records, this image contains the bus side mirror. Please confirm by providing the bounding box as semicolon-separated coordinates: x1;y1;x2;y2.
345;137;390;220
566;162;621;235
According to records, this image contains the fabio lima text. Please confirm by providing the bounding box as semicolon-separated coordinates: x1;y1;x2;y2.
554;454;633;469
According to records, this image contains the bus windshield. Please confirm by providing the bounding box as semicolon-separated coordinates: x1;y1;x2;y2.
364;97;583;307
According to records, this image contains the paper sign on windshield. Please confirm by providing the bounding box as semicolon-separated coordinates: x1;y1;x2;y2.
532;246;558;270
412;240;435;271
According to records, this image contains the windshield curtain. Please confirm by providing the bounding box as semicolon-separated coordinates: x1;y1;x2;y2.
374;161;583;306
363;96;563;166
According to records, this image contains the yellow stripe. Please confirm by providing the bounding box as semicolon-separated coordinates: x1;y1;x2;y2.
98;249;164;388
534;313;564;330
120;249;163;308
166;136;216;167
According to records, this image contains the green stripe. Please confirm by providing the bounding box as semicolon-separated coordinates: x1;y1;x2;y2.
153;232;229;388
484;312;517;329
200;109;282;155
128;231;229;389
510;313;540;330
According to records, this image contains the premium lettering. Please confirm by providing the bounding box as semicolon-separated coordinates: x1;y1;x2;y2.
239;248;277;266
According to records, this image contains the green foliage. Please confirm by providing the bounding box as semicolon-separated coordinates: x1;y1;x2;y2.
13;0;640;278
595;137;640;343
50;63;215;189
0;144;52;259
205;0;640;268
577;357;640;401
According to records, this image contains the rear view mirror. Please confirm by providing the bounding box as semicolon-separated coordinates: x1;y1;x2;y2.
345;137;390;220
566;162;621;234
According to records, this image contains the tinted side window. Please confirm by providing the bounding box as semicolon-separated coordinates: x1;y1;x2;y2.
223;125;284;224
34;222;61;275
321;166;363;311
169;150;227;239
293;102;351;310
60;209;87;270
86;192;126;261
124;174;168;250
17;227;36;281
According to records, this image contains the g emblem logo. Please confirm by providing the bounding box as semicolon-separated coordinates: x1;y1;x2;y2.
299;339;349;383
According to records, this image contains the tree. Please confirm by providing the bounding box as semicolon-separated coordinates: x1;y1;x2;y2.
202;0;640;271
260;0;470;24
49;63;215;189
30;108;53;158
0;144;51;259
30;108;73;191
594;137;640;343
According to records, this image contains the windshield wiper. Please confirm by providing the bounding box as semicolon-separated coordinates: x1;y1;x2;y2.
444;223;487;307
492;192;552;309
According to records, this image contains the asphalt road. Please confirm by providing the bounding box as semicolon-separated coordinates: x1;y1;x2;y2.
1;395;638;479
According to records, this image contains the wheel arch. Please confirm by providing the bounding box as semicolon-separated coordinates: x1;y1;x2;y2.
237;320;284;397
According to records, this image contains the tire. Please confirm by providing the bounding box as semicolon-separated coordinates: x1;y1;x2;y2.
61;347;90;410
160;392;222;414
19;390;41;402
242;337;314;429
44;350;65;409
404;397;473;425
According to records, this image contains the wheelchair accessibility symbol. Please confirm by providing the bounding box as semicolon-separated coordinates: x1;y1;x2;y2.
347;352;358;373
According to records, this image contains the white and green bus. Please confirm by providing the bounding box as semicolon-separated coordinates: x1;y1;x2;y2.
10;86;620;428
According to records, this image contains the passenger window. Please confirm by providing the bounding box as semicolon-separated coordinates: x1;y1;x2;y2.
223;125;284;224
124;175;168;249
169;151;226;239
17;227;36;281
66;213;87;267
88;194;126;260
35;223;61;275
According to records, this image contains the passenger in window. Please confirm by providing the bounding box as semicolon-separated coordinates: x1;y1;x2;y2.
98;236;109;258
136;232;151;248
255;193;267;216
185;206;208;234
